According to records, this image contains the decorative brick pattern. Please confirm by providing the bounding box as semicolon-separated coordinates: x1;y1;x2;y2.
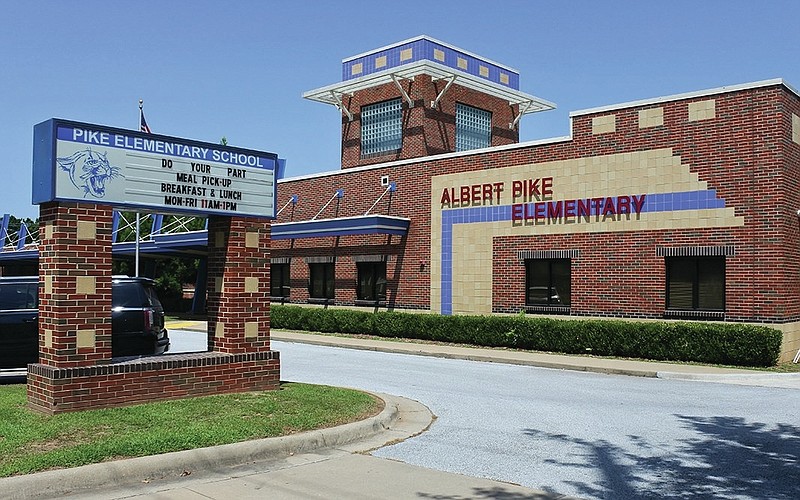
591;114;617;134
688;99;716;121
638;107;664;128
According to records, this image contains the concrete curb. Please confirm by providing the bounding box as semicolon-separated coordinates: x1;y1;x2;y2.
657;371;800;388
0;393;431;500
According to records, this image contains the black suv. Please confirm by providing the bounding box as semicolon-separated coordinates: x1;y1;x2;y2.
0;276;169;369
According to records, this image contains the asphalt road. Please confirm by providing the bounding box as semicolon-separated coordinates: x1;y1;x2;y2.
275;340;800;500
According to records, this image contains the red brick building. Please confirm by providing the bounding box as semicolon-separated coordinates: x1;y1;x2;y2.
272;36;800;362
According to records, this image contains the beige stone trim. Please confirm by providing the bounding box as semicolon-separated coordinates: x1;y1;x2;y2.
76;221;96;240
76;329;95;348
457;57;468;70
244;277;259;293
792;113;800;145
44;275;52;295
433;49;445;62
638;107;664;128
591;114;616;134
214;277;224;293
400;48;413;61
76;276;95;295
500;73;509;85
688;99;715;121
43;224;53;240
44;329;52;349
351;62;363;76
244;321;259;339
479;65;489;78
375;56;387;68
245;231;259;248
215;322;224;338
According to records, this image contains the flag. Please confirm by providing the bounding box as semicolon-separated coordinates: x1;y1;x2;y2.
140;108;151;133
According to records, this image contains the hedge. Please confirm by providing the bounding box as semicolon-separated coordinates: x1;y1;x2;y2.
270;305;782;367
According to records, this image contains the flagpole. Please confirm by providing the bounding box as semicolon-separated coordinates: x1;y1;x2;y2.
135;100;143;278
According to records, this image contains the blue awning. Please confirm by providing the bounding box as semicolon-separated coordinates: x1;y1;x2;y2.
272;215;410;240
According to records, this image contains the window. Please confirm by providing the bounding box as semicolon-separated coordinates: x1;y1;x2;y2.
456;103;491;151
357;262;387;302
525;259;571;307
666;257;725;311
309;263;335;300
361;99;402;157
270;263;290;298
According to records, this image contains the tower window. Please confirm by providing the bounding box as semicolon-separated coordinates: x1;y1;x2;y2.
456;103;491;151
361;99;402;157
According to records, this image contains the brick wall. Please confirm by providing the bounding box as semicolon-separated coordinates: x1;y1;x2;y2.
275;82;800;337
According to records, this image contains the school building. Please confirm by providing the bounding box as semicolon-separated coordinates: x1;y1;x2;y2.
270;36;800;362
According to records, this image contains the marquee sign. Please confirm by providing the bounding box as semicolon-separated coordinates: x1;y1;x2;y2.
32;119;282;218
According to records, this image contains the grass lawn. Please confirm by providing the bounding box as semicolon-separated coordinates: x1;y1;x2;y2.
0;382;380;478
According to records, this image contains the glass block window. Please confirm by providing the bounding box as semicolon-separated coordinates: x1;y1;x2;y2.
456;103;492;151
361;99;402;157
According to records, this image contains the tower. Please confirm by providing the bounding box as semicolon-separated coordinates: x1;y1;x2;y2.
303;36;555;169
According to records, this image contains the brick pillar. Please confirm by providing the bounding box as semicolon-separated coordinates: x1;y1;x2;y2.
37;202;113;367
206;216;271;353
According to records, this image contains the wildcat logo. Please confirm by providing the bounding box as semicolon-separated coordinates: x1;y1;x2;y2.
56;149;123;198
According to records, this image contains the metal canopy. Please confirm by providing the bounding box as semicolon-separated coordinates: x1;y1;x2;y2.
303;60;555;122
272;215;410;240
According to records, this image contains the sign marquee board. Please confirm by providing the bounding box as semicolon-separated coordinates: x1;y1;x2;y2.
32;119;282;218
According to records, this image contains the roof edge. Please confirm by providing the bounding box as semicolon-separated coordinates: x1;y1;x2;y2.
278;135;572;185
571;78;797;117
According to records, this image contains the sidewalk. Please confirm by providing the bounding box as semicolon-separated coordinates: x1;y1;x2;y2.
171;320;800;389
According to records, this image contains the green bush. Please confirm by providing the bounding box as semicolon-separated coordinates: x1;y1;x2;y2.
270;305;782;367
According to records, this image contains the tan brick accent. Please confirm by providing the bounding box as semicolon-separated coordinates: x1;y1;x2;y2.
457;57;468;70
244;322;259;338
433;49;445;62
76;276;96;294
688;99;715;121
591;114;616;134
793;113;800;145
500;73;509;85
214;277;224;293
479;65;489;78
77;221;96;240
76;329;95;348
215;322;224;338
400;48;412;61
43;223;53;240
245;277;259;293
351;63;363;76
638;107;664;128
245;231;259;248
375;56;387;69
44;329;52;349
44;275;52;294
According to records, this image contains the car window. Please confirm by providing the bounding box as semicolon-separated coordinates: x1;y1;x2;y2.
112;282;145;308
141;284;161;307
0;283;37;310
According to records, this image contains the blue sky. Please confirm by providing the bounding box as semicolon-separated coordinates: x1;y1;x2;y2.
1;0;798;219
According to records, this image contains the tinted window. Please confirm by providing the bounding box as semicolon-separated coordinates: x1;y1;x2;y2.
0;282;37;310
113;282;145;308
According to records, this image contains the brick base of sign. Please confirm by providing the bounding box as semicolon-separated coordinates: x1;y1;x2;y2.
26;351;281;414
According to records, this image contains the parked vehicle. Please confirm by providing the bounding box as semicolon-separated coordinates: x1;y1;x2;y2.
0;276;169;369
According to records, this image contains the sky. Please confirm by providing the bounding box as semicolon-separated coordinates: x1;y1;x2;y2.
1;0;798;219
